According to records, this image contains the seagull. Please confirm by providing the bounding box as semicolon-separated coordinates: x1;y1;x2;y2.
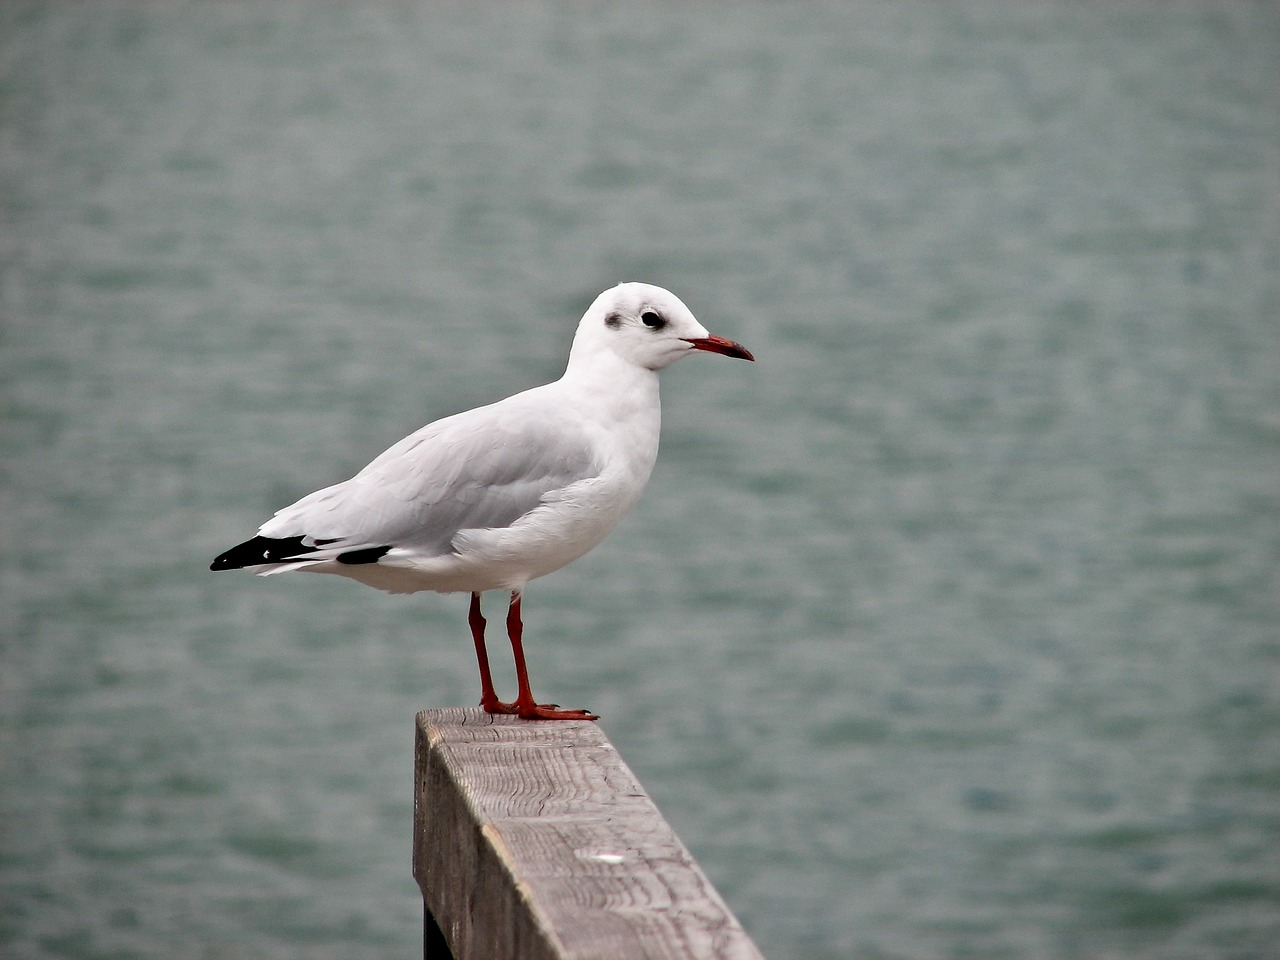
210;282;754;720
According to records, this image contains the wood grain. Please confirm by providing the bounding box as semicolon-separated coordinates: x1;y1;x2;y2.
414;707;766;960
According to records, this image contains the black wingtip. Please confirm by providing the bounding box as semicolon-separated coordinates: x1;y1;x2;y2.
210;535;317;571
210;535;393;571
334;545;392;565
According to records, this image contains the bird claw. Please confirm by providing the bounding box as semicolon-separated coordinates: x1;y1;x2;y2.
480;698;597;721
519;704;599;721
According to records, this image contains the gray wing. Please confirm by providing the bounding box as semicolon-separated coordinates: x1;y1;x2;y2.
258;394;603;559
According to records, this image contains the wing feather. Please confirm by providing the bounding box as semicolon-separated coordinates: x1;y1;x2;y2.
257;390;603;560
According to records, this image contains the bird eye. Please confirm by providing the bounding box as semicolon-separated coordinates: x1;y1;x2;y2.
641;311;666;329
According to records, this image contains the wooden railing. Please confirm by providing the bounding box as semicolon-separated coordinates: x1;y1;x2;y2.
413;708;765;960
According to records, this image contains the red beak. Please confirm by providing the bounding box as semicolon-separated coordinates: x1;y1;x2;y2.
682;335;755;362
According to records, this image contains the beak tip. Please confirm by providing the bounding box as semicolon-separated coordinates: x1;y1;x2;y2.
683;336;756;362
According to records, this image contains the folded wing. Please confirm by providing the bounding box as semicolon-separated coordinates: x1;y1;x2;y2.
212;393;603;571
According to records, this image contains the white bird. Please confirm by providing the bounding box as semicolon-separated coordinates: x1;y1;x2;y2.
211;282;754;720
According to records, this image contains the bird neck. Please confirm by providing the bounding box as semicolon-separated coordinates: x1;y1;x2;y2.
559;346;661;433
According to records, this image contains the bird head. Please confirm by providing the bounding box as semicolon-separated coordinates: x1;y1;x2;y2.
569;282;755;373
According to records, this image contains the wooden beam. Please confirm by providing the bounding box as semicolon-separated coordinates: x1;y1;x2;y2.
414;708;766;960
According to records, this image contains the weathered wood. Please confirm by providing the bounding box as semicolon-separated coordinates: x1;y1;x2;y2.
424;905;453;960
414;707;765;960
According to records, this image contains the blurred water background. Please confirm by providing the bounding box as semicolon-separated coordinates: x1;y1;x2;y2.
3;2;1278;958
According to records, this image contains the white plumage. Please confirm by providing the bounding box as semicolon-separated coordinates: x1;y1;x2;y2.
212;282;754;719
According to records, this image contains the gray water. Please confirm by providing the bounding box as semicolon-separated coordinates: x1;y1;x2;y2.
3;2;1278;958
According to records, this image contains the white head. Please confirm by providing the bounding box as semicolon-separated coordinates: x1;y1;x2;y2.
567;282;754;373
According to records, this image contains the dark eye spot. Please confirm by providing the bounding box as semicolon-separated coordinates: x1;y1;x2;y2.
641;311;666;329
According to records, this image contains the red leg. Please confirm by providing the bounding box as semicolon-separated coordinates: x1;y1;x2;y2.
469;592;518;715
506;591;597;721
